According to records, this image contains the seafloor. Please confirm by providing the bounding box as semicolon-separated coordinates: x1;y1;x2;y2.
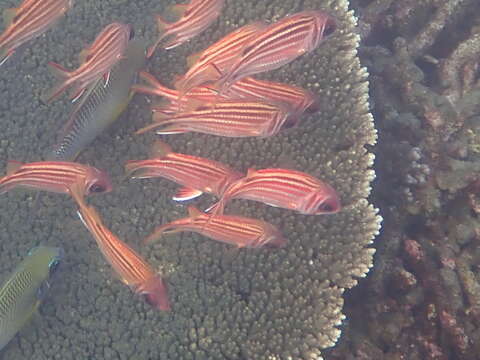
0;0;378;359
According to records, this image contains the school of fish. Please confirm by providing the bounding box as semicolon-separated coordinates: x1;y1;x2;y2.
0;0;340;348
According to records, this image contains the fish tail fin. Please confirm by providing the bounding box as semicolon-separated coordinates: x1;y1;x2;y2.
146;15;171;58
144;223;182;244
42;62;72;103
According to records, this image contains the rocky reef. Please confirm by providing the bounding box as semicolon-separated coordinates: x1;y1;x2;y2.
325;0;480;359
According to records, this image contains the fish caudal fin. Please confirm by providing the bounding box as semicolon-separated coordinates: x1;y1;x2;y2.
146;15;170;58
42;62;72;103
144;224;181;244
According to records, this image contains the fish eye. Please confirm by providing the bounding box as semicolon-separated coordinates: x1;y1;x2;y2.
49;259;61;276
323;19;336;37
317;199;338;213
89;183;106;193
141;293;156;307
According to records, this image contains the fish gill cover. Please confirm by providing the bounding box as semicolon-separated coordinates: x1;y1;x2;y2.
0;0;380;359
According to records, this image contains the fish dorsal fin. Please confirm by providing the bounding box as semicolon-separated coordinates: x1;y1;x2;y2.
3;8;18;24
187;205;202;218
186;51;201;68
172;74;184;88
78;48;90;64
6;160;23;175
150;140;172;158
182;98;205;112
246;168;257;177
169;3;189;18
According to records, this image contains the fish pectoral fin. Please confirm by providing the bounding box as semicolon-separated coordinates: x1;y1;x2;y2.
150;140;172;158
3;8;17;24
173;187;203;201
103;71;111;87
187;205;203;218
42;62;72;103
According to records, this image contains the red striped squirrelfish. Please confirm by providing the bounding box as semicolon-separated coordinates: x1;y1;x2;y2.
75;198;170;311
131;71;219;114
125;140;242;201
226;77;319;122
145;205;286;248
135;100;292;138
0;160;112;196
0;0;73;66
209;168;341;215
216;10;336;92
174;21;266;94
147;0;224;57
43;22;132;103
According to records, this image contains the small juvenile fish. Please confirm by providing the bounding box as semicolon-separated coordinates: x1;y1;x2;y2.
131;71;218;114
75;197;170;311
147;0;224;56
174;21;265;94
49;39;147;161
43;22;132;103
217;10;336;91
125;140;242;201
135;100;292;138
0;0;73;66
145;205;286;248
209;168;341;215
0;160;112;197
0;246;62;350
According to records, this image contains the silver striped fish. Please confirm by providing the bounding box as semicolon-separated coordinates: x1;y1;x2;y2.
48;39;146;161
0;246;62;350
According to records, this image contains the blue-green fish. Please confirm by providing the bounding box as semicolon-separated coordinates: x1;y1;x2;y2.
0;246;62;350
48;39;147;161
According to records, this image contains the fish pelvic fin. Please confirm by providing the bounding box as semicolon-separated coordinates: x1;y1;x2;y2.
0;47;15;67
42;62;72;103
173;187;203;201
